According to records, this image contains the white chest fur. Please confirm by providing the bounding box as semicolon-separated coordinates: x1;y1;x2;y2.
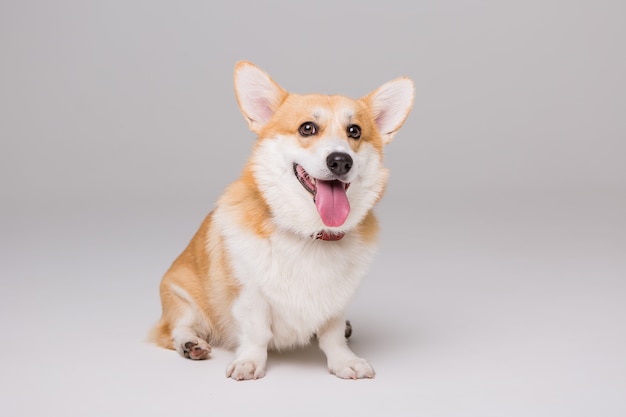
215;208;377;350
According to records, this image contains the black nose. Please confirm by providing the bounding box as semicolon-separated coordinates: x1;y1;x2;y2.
326;152;353;176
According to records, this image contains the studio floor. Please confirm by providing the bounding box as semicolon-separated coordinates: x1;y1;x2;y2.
2;189;624;416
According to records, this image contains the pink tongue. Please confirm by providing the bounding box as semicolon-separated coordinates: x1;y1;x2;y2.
315;180;350;227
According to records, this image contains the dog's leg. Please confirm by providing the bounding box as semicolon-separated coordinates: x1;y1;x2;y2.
157;280;212;360
226;288;272;380
171;312;212;360
318;316;375;379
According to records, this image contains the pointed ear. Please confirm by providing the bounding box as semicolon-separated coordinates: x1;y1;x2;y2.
362;77;415;144
234;61;287;134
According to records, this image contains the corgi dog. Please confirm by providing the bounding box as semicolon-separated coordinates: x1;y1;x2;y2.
149;61;414;380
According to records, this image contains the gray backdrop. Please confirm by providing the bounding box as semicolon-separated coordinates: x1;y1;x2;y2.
2;1;625;416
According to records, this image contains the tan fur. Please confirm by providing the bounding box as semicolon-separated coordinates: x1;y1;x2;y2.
149;62;413;379
152;97;384;346
149;211;241;350
258;94;384;154
356;211;380;244
221;166;275;238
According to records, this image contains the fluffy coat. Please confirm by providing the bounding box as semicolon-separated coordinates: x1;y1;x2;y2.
149;61;414;380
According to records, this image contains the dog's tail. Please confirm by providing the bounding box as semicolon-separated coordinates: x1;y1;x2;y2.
147;319;174;350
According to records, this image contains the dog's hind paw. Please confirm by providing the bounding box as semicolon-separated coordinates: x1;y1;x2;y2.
180;339;212;360
345;320;352;339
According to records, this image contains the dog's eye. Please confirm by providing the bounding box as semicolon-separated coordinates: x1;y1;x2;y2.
298;122;318;137
347;124;361;140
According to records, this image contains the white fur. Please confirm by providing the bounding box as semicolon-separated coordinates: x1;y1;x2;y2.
213;206;377;350
319;316;375;379
368;78;415;144
234;62;285;133
169;285;211;358
214;204;377;379
250;106;388;238
216;94;393;380
156;62;414;380
212;98;386;378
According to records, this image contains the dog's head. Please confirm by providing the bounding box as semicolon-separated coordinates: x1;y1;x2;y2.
234;61;414;238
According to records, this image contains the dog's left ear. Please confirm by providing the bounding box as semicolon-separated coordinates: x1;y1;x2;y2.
234;61;287;134
362;77;415;144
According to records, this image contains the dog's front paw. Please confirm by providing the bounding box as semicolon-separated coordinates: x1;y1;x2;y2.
226;358;266;381
329;358;375;380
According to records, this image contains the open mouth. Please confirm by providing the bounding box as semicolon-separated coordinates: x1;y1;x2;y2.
293;163;351;227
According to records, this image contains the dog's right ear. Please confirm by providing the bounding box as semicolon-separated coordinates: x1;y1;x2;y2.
234;61;287;134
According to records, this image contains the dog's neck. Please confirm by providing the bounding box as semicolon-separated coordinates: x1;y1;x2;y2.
312;230;346;241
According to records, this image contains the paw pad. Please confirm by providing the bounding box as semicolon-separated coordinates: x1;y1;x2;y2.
182;339;211;360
